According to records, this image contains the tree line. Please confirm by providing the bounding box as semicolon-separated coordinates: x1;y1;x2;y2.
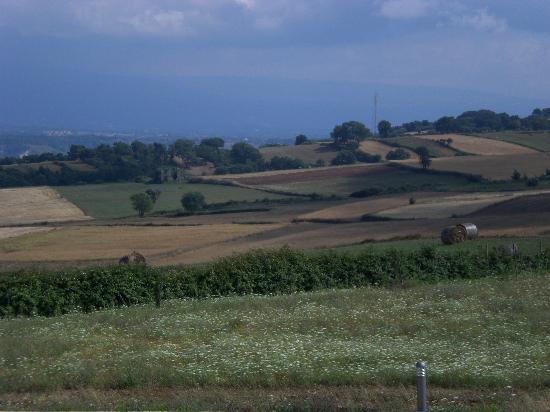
376;107;550;137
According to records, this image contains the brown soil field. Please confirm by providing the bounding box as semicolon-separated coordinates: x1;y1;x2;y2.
359;140;418;161
0;223;281;263
419;152;550;180
469;192;550;217
374;189;550;219
260;143;338;164
0;187;91;226
416;134;536;155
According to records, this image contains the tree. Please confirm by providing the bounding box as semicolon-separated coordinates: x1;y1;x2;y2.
200;137;225;148
434;116;456;134
511;169;521;180
330;121;372;148
416;146;431;169
145;189;161;203
269;156;305;170
331;150;357;165
230;142;263;164
377;120;392;138
181;191;206;212
130;193;153;217
294;134;309;145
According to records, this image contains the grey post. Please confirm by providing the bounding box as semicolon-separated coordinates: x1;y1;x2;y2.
416;361;428;412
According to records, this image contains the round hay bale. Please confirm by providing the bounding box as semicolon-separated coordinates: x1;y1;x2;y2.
458;223;478;240
119;251;147;265
441;226;466;245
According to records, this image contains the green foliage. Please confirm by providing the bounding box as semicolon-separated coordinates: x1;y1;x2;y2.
377;120;392;137
330;121;372;148
294;134;309;145
354;150;381;163
130;193;154;217
526;177;539;187
268;156;306;170
180;191;207;212
386;148;410;160
331;150;357;165
416;146;432;169
2;247;550;318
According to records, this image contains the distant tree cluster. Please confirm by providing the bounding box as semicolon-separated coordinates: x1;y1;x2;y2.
375;107;550;137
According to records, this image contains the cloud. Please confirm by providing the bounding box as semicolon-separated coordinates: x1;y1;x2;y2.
452;8;507;32
378;0;438;19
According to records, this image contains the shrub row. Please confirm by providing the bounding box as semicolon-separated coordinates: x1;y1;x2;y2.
1;247;549;317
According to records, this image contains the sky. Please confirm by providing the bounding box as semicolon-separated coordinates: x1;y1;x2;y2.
1;0;549;138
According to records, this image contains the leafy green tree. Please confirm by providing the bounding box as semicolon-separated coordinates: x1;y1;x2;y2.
416;146;431;169
331;150;357;165
511;169;521;180
377;120;392;138
331;121;372;148
434;116;456;133
269;156;305;170
294;134;309;145
230;142;263;164
130;193;154;217
181;191;206;212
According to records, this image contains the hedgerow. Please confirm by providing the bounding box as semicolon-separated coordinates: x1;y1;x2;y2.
1;247;549;317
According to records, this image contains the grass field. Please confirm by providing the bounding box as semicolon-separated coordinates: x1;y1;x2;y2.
0;274;548;410
479;131;550;152
385;136;460;157
0;186;90;225
0;223;281;263
416;134;535;156
260;143;338;164
57;182;291;219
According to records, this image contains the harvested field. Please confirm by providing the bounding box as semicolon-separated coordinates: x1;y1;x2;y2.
0;187;90;226
374;189;550;219
0;227;51;240
385;136;459;157
420;152;550;180
260;143;338;164
0;224;281;263
359;140;418;161
297;194;434;222
416;134;535;155
479;131;550;151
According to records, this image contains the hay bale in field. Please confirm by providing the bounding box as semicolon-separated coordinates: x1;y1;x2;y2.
119;251;147;265
458;223;478;240
441;226;466;245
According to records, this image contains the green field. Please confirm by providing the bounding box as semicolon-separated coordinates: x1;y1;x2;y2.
331;236;550;255
57;182;291;219
479;131;550;152
1;274;548;410
385;136;462;157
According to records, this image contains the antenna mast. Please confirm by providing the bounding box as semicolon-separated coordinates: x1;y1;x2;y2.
373;92;378;135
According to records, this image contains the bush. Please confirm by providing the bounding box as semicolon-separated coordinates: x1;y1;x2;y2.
331;151;357;166
512;169;521;180
181;191;207;212
386;148;411;161
350;188;383;198
409;197;416;205
354;151;381;163
1;247;549;318
526;177;539;187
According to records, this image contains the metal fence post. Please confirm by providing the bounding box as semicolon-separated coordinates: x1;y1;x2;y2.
416;361;428;412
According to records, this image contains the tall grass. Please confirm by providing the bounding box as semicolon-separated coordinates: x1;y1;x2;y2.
0;274;548;397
